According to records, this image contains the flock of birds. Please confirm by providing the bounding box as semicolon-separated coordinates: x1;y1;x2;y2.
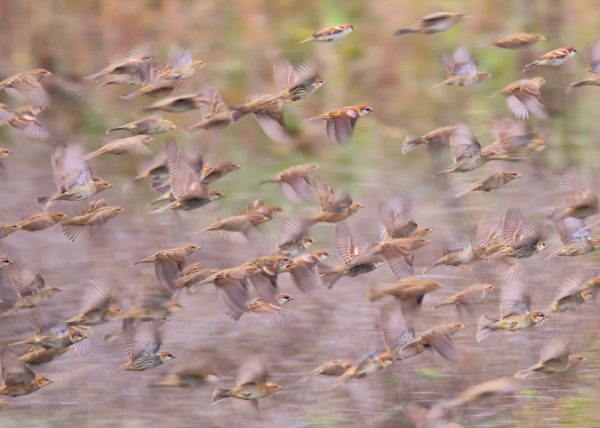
0;10;600;427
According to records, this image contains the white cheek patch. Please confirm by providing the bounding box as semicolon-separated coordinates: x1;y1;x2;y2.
345;109;358;119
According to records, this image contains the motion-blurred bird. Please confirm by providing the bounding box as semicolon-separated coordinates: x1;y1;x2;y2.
432;45;491;88
60;199;124;242
132;244;200;266
514;335;585;379
396;322;464;362
550;171;598;221
548;274;594;313
271;55;323;102
305;105;373;146
305;176;363;225
0;349;52;397
455;170;521;198
368;278;442;315
183;85;234;132
11;325;86;350
0;69;51;106
85;45;152;86
260;163;318;204
497;77;547;120
66;281;123;327
0;104;48;139
151;356;219;387
434;283;495;320
402;125;456;155
3;270;61;313
84;135;153;161
522;47;577;72
106;114;176;135
121;319;175;371
300;23;354;43
493;33;546;49
227;293;294;321
394;12;465;35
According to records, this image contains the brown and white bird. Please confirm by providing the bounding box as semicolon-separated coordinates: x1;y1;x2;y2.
434;124;496;176
300;23;354;43
493;33;546;49
305;105;373;146
0;69;52;106
84;135;153;161
60;199;124;242
522;47;577;72
184;85;234;133
143;93;204;113
305;176;363;225
567;40;600;91
0;104;48;139
432;45;491;88
434;283;495;320
65;281;123;327
0;349;52;397
455;170;522;198
120;319;175;371
106;114;176;135
514;335;584;379
550;171;598;221
368;278;442;315
482;117;546;160
260;163;319;204
85;45;152;87
271;55;323;102
497;77;548;120
284;251;328;294
402;125;456;155
394;12;465;35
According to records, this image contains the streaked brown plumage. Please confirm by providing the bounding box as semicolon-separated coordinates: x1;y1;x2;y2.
305;176;363;225
121;319;175;371
4;270;61;313
271;55;323;102
85;45;152;86
260;163;319;203
0;349;52;397
11;325;86;350
300;23;353;43
60;199;124;242
0;69;52;106
16;212;68;232
497;77;547;120
175;262;218;290
84;135;153;161
143;93;204;113
493;33;546;49
550;171;598;221
183;85;234;133
230;95;292;144
19;347;70;365
396;322;464;362
66;281;123;327
455;170;521;198
132;244;200;266
481;117;546;161
522;47;577;72
284;251;328;294
402;125;456;155
305;104;373;146
106;114;176;135
432;45;491;88
434;283;495;320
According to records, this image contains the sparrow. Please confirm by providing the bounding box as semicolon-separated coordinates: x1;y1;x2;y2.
548;274;594;313
0;104;49;139
11;325;86;350
304;359;354;381
59;199;124;242
230;95;291;144
276;218;315;256
0;69;52;106
305;176;363;225
85;45;152;86
0;223;18;239
227;293;294;321
493;33;546;49
477;281;548;342
199;156;240;185
567;41;600;91
132;244;200;266
122;150;169;192
396;322;464;362
335;351;394;385
523;47;577;72
423;239;477;273
260;163;319;203
84;135;153;161
566;76;600;92
41;144;112;208
121;319;175;371
305;104;373;146
3;270;61;313
481;117;546;160
65;281;123;327
434;283;495;320
184;85;234;132
550;171;598;221
394;12;465;36
369;278;441;315
432;45;491;88
152;47;205;81
153;138;224;212
546;216;600;258
433;124;497;177
119;77;183;101
19;347;70;366
143;93;204;113
271;55;323;102
150;356;219;387
319;221;383;288
211;356;282;408
201;200;281;238
0;349;52;397
377;193;422;240
455;170;522;198
106;114;176;135
496;208;546;259
514;335;585;379
15;212;68;232
300;23;354;43
194;265;254;315
402;125;456;155
175;262;218;290
284;251;328;294
496;77;548;120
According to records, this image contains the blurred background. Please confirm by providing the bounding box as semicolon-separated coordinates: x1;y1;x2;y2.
1;0;600;427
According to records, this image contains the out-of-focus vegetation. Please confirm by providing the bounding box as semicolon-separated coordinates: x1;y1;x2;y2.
1;1;600;427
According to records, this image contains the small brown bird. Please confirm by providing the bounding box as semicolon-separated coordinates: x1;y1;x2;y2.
65;281;123;327
305;105;373;146
548;274;594;313
19;347;70;366
550;171;598;221
199;156;240;185
151;356;219;387
60;199;124;242
271;55;323;102
369;278;441;315
514;335;585;379
212;356;282;408
546;216;600;258
497;208;546;259
305;176;363;226
132;244;200;266
121;319;175;371
477;281;547;342
154;47;205;82
122;150;169;192
119;77;183;101
493;33;546;49
0;223;18;239
11;325;86;350
15;212;68;232
394;12;465;36
227;293;294;321
423;239;477;273
143;93;204;113
201;200;281;239
432;45;491;88
434;124;496;177
402;125;456;154
497;77;547;120
230;95;292;144
175;262;218;290
284;251;328;294
377;193;421;240
260;163;319;203
183;85;234;133
335;351;394;385
42;144;112;208
84;135;153;161
481;117;546;161
300;23;354;43
85;45;152;86
106;114;176;135
0;104;48;139
0;69;52;106
567;41;600;91
396;322;464;363
276;218;315;256
434;283;495;320
304;359;354;381
3;270;61;313
0;349;52;397
566;76;600;92
455;170;521;198
522;47;577;72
